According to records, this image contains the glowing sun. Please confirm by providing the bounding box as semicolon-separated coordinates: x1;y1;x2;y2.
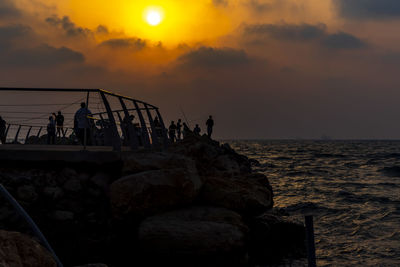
145;9;163;26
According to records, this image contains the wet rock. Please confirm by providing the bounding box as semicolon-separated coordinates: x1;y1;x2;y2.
52;210;74;221
90;172;111;193
111;166;202;219
63;178;82;193
214;155;241;174
0;230;56;267
201;174;273;216
42;186;64;200
16;185;38;202
248;213;306;264
73;264;108;267
138;207;248;266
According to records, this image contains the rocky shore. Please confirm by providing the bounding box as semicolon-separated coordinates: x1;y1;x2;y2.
0;134;306;267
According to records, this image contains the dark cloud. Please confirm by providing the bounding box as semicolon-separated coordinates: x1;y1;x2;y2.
0;24;31;49
244;23;326;41
178;46;249;68
0;44;85;67
247;0;272;13
334;0;400;19
322;32;367;49
99;38;146;50
212;0;228;7
244;23;367;50
46;16;92;37
96;25;109;34
0;0;21;18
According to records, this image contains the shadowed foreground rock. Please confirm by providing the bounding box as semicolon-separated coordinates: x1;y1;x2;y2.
0;230;56;267
0;134;305;266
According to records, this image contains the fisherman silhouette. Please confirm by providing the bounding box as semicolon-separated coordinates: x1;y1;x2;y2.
193;124;201;135
122;114;135;145
47;116;56;145
0;116;6;144
74;102;92;145
182;122;190;138
168;121;177;142
55;111;64;138
154;116;162;138
206;115;214;138
176;119;182;140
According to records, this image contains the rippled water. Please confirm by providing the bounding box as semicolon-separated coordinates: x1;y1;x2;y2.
227;140;400;266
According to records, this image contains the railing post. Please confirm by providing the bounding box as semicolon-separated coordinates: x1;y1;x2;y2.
144;104;159;147
4;124;10;143
155;108;170;147
119;97;139;150
36;127;42;138
133;100;151;148
14;125;22;144
305;215;317;267
99;91;121;151
116;111;128;146
24;126;32;144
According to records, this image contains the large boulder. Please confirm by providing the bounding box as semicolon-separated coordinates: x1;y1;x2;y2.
0;230;56;267
138;207;248;266
200;173;273;216
110;163;202;218
248;213;306;264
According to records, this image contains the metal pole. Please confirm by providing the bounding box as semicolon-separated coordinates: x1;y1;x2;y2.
83;91;90;150
0;184;63;267
305;215;317;267
144;104;159;146
14;125;22;144
36;127;42;138
133;100;151;148
99;92;121;151
24;126;32;144
118;97;139;150
155;109;170;147
4;124;10;143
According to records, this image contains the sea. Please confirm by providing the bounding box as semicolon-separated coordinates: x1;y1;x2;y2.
227;140;400;267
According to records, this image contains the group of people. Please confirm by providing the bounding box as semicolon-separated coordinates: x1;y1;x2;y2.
46;111;65;144
168;115;214;142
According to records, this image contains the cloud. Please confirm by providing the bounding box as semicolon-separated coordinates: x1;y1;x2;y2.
0;44;85;67
177;46;249;68
0;24;31;49
99;38;147;50
0;0;21;18
322;32;367;49
244;23;326;41
212;0;228;7
244;22;367;49
45;15;92;37
334;0;400;19
96;25;109;34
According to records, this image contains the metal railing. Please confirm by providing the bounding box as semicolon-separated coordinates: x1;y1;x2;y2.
0;88;169;151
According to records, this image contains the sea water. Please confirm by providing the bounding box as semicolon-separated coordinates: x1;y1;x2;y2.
227;140;400;266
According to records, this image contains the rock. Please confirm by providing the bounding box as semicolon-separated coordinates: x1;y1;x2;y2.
63;178;82;193
248;213;306;264
73;264;108;267
52;210;75;221
90;172;111;193
0;230;56;267
16;185;38;202
213;155;241;174
201;173;273;216
138;207;248;266
110;165;202;218
42;186;64;200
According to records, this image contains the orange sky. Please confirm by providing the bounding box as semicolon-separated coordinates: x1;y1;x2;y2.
2;0;400;139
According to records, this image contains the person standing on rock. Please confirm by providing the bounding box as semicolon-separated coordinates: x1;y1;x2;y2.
168;121;177;142
0;116;6;144
206;115;214;138
182;122;190;138
74;102;92;146
55;111;64;138
193;124;201;135
47;116;56;145
176;119;182;140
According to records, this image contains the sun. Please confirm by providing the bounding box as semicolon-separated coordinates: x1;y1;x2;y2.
144;7;164;26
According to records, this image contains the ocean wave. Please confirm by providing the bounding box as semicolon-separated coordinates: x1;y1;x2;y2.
282;202;341;215
378;166;400;177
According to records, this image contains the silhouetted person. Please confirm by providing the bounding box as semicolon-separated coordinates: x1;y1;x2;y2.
193;124;201;135
154;116;162;137
206;115;214;138
55;111;64;138
47;116;56;145
0;116;6;144
182;122;190;138
74;102;92;145
122;115;135;145
169;121;177;142
176;119;182;140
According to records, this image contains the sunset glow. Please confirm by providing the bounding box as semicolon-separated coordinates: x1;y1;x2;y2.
145;8;163;26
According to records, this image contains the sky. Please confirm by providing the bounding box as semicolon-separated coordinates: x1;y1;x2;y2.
1;0;400;139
